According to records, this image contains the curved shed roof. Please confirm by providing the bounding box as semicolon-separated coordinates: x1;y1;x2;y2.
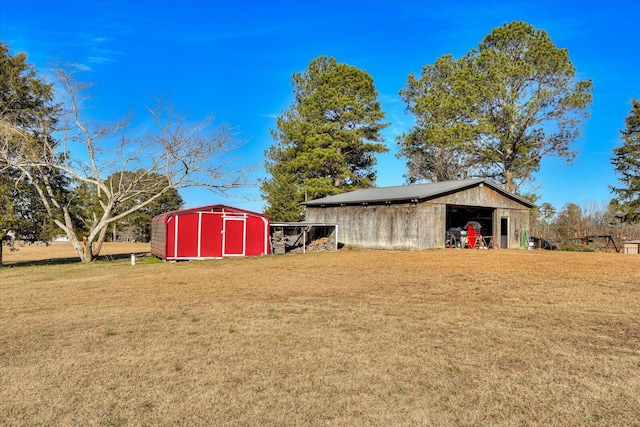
153;204;267;223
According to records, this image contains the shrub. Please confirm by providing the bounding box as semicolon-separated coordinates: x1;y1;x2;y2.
558;242;595;252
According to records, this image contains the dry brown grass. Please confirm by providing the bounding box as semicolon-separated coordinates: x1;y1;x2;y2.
2;241;151;265
1;245;639;426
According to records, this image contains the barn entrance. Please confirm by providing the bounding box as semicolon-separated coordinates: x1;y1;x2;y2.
500;217;509;249
446;205;495;246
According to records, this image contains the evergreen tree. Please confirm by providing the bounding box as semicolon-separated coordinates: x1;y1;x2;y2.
262;56;388;221
399;21;593;193
0;42;60;242
611;99;640;222
398;54;480;183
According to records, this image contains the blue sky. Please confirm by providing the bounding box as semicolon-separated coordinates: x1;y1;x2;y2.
1;0;638;213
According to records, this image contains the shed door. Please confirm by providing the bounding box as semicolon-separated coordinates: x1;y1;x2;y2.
200;212;223;258
223;217;246;256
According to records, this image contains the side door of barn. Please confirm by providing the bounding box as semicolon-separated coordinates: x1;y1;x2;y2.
222;214;246;256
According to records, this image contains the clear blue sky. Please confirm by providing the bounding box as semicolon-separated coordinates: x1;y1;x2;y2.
1;0;638;213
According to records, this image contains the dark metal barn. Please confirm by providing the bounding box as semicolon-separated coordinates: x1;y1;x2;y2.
303;179;534;250
151;204;270;260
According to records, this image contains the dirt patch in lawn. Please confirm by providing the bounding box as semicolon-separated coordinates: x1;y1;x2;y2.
1;248;639;426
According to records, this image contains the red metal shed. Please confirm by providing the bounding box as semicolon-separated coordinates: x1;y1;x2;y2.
151;204;270;260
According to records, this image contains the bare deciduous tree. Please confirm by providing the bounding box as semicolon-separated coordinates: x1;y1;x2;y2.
1;67;246;262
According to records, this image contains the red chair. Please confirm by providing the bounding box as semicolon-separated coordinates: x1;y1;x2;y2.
466;225;481;248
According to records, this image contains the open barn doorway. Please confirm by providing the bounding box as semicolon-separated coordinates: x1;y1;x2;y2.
445;205;495;247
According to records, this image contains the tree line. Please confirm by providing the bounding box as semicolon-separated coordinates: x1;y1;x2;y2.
2;21;639;262
262;21;639;231
262;21;596;220
529;201;640;251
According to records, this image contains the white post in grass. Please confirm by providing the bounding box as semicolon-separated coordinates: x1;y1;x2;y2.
131;254;136;266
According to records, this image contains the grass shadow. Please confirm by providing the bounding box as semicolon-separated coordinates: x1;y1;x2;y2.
1;251;152;268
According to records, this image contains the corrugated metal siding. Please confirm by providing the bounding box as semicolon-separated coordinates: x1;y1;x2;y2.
200;212;223;257
150;214;167;259
150;205;269;260
176;213;200;257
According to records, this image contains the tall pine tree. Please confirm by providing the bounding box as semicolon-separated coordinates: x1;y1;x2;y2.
398;21;592;193
611;99;640;222
262;56;388;221
0;42;59;242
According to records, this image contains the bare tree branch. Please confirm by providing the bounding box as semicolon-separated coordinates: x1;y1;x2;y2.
1;66;249;262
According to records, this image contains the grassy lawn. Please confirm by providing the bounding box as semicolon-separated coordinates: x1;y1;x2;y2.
1;246;639;426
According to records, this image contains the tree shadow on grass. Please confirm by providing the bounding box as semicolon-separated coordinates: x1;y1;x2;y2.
0;251;152;268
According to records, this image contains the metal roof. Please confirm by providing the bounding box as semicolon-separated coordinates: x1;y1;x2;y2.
152;204;267;223
301;178;535;208
270;222;339;227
